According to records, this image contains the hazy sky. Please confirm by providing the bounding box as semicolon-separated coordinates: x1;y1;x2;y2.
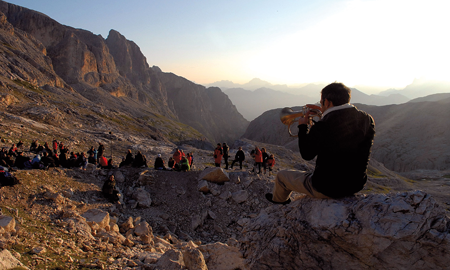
6;0;450;91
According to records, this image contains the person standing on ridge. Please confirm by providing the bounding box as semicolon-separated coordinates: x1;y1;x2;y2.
266;82;376;204
214;143;223;167
266;154;276;175
251;147;263;174
230;146;245;170
262;147;269;174
97;143;105;163
222;143;229;169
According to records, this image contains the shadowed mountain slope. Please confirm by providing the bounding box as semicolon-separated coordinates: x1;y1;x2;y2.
242;98;450;172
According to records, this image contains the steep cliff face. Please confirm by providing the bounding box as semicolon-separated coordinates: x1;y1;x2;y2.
0;1;248;144
105;29;172;116
0;10;66;89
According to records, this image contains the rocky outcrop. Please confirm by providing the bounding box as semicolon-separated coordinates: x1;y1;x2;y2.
60;208;246;269
241;190;450;269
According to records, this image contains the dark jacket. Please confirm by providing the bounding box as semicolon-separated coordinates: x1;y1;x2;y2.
14;155;30;169
102;177;119;202
98;144;105;157
88;156;97;164
41;156;56;167
223;145;229;157
298;106;375;198
154;157;165;169
124;153;134;165
234;150;245;161
133;153;147;168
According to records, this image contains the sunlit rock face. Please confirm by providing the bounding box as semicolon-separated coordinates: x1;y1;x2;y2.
0;2;249;143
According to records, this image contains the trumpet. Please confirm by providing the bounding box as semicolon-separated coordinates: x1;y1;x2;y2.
280;106;323;137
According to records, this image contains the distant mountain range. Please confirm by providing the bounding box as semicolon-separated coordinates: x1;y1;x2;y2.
207;78;450;121
223;87;316;121
379;78;450;99
240;93;450;172
208;79;409;120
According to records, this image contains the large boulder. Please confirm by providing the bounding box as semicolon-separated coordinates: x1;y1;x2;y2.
81;209;110;230
132;188;152;208
0;249;28;269
183;248;208;270
198;242;247;270
155;249;185;269
241;191;450;270
198;167;230;183
0;216;15;233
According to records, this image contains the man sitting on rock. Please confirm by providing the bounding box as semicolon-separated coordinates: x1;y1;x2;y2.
122;149;134;167
41;151;57;168
154;154;166;170
14;151;30;169
180;156;190;172
266;82;376;204
88;152;97;165
102;175;120;203
132;151;148;168
0;148;14;170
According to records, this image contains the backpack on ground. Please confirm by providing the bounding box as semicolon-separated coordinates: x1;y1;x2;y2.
0;170;20;187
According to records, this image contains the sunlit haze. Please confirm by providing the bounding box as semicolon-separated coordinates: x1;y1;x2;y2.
6;0;450;93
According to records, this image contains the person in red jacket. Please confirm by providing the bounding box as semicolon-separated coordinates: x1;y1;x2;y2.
214;143;223;167
52;139;58;154
99;156;108;169
173;148;182;164
252;147;263;174
266;154;276;175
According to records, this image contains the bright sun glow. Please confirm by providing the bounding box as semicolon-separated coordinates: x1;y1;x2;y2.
244;0;450;88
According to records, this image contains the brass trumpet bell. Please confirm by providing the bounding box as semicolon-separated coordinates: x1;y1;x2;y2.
280;107;322;137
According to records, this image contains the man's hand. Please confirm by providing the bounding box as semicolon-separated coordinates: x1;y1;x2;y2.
305;104;322;113
298;110;311;126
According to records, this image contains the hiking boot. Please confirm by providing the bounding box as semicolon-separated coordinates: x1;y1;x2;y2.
265;193;291;205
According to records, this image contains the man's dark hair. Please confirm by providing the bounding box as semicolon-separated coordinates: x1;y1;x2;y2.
321;82;351;106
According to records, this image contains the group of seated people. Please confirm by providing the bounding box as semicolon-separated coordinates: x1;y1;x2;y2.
0;140;117;171
1;139;224;175
118;150;148;168
151;148;193;172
